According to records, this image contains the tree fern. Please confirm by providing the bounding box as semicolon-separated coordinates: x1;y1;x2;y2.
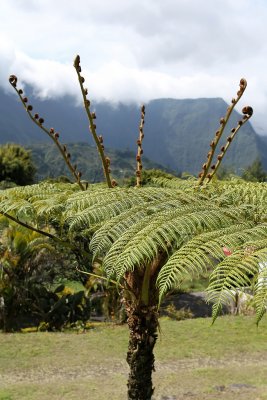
7;60;264;399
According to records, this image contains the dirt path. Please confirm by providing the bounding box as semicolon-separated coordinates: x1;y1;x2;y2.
1;353;266;383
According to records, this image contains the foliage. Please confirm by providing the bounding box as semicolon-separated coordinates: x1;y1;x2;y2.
214;165;236;180
0;217;89;331
36;285;91;331
1;179;266;325
0;219;52;330
0;180;17;190
164;303;194;320
242;158;267;182
84;261;125;322
0;143;36;185
124;168;180;187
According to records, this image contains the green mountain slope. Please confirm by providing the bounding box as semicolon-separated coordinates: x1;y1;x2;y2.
27;142;170;183
1;87;266;174
143;98;260;174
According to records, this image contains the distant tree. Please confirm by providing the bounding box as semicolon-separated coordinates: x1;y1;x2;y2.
242;159;267;182
215;165;236;180
0;143;36;185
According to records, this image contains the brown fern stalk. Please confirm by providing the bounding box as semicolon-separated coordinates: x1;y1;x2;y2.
8;75;86;191
206;106;253;182
198;78;248;186
73;55;116;188
136;105;145;187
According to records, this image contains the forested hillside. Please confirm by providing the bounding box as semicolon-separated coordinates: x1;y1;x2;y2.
1;87;266;174
27;142;170;182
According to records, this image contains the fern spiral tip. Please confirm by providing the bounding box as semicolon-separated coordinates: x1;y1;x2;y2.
242;106;253;116
9;75;17;87
73;54;80;68
239;78;247;87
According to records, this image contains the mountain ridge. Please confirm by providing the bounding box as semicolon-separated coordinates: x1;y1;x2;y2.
0;87;266;174
26;142;172;183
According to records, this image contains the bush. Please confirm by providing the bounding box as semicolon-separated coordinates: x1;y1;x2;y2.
0;143;36;185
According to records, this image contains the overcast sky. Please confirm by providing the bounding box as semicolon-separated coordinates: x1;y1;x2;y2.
1;0;267;134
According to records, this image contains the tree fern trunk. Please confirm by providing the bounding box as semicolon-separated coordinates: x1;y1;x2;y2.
126;302;158;400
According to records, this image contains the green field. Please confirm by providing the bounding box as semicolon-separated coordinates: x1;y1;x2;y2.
0;316;267;400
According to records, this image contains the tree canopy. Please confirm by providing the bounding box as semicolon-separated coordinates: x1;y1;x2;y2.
0;143;36;186
242;158;267;182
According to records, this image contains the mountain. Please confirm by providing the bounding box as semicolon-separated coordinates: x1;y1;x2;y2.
256;134;267;169
27;142;170;183
0;86;266;175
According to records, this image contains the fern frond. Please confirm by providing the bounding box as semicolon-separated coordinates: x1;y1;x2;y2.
254;256;267;325
149;176;197;189
89;196;207;259
89;205;149;258
63;187;205;235
102;204;245;281
1;179;267;327
156;222;262;302
207;240;267;323
0;197;36;220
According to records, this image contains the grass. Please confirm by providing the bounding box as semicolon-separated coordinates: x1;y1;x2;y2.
0;316;267;399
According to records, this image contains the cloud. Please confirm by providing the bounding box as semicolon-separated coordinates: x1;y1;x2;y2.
0;35;17;91
0;0;267;134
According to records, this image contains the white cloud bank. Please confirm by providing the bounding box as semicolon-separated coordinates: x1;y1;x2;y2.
1;0;267;134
